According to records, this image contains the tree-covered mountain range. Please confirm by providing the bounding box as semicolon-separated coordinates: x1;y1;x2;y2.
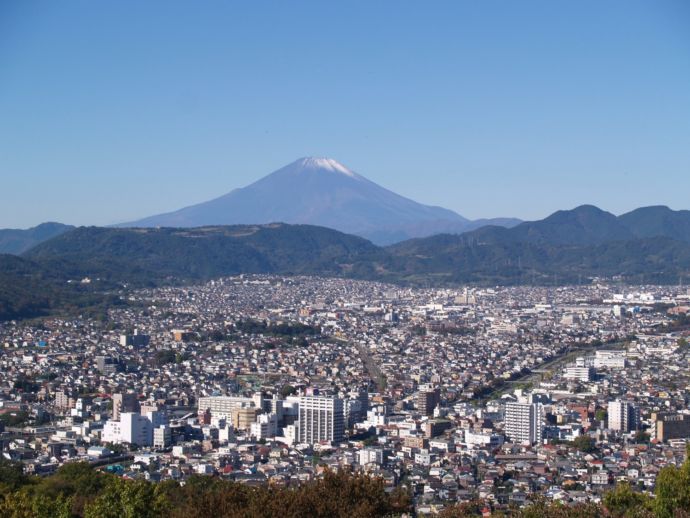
2;205;690;320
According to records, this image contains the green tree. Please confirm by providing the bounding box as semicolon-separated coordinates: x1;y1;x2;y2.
653;446;690;518
516;496;604;517
411;325;426;336
152;479;180;515
572;435;596;453
437;499;487;517
27;461;106;516
632;431;650;444
280;384;297;398
0;492;71;518
602;482;652;517
595;409;607;422
0;458;28;494
84;478;158;518
154;349;176;366
0;411;30;427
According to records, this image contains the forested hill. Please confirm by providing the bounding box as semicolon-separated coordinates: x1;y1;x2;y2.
0;254;125;321
1;223;385;320
445;205;690;247
23;224;384;283
2;216;690;321
0;222;74;254
386;234;690;285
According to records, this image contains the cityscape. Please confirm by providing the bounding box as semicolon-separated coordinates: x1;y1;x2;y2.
2;1;690;517
2;275;690;515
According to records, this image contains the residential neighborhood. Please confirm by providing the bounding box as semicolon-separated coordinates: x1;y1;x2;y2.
1;275;689;515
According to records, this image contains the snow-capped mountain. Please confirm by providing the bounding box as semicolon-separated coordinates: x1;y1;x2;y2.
123;157;520;244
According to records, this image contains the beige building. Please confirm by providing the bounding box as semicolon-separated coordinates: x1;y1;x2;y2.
652;412;690;442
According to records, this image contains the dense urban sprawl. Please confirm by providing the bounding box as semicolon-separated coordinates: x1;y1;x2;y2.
2;275;690;515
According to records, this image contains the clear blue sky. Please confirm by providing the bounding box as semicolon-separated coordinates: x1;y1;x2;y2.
1;0;689;228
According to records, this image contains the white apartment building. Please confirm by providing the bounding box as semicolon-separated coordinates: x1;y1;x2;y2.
153;425;171;449
102;412;150;446
464;430;505;450
358;448;384;466
504;402;544;445
197;394;264;418
593;350;626;369
298;396;344;444
250;412;278;440
608;399;639;432
102;411;167;446
564;366;595;382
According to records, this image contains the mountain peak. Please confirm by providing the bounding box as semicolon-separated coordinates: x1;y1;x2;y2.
294;157;358;177
121;157;518;244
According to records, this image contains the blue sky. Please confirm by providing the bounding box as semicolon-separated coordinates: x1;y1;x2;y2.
1;0;689;228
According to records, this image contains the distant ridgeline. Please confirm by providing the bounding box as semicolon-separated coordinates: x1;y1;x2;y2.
0;222;74;255
2;204;690;320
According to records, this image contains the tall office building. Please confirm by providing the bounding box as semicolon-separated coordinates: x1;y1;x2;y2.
298;396;345;445
112;392;140;421
416;385;441;416
608;400;639;432
504;402;544;445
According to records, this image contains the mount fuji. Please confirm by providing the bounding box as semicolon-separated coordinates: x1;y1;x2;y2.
123;157;520;244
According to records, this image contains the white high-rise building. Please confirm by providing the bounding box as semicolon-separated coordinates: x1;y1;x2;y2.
250;412;278;440
101;410;168;446
298;396;345;445
504;402;544;445
102;412;151;446
608;400;639;432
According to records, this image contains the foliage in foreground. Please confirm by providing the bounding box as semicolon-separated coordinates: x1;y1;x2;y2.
2;445;690;517
0;462;410;518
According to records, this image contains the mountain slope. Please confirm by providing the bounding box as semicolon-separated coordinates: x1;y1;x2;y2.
386;233;690;285
0;222;74;254
619;205;690;242
461;205;634;246
122;157;518;244
383;205;690;284
24;219;690;288
5;215;690;321
458;205;690;247
7;204;690;322
24;224;385;284
0;254;124;321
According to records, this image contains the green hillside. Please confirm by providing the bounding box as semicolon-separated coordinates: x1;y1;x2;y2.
0;222;74;255
2;217;690;321
24;224;384;284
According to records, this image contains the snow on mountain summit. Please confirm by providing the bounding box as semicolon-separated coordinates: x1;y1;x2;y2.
295;157;358;178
